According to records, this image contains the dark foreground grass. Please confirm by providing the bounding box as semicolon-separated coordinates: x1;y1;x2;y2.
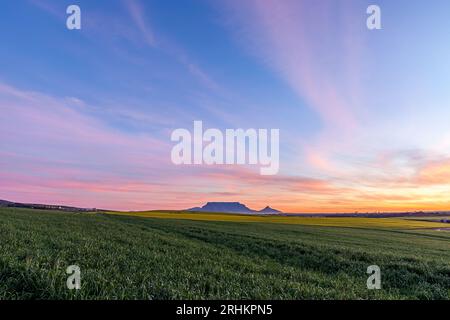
0;208;449;299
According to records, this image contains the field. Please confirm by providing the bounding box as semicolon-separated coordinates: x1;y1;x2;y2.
105;210;447;229
402;216;450;221
0;207;449;299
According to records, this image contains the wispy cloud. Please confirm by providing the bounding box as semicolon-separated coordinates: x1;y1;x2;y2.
122;0;157;47
218;0;372;175
222;0;365;131
121;0;232;101
0;82;175;209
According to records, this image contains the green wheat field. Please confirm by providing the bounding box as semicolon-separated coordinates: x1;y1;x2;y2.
0;207;449;300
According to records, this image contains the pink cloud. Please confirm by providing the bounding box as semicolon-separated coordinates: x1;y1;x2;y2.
3;81;450;213
218;0;373;175
222;0;365;131
0;82;177;209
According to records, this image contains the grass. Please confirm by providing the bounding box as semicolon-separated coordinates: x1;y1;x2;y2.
0;207;449;300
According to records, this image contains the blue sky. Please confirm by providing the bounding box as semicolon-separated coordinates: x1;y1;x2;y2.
2;0;450;212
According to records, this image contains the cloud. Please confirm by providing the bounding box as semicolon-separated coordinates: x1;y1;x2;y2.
217;0;373;175
121;0;231;100
0;82;177;209
6;2;450;213
122;0;156;47
221;0;365;131
416;159;450;185
28;0;61;18
2;82;449;213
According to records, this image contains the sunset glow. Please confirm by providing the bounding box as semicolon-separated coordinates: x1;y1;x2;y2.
2;0;450;213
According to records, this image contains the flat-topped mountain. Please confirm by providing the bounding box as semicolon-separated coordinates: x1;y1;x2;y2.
187;202;282;214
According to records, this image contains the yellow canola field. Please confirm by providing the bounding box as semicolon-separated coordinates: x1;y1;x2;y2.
104;211;447;230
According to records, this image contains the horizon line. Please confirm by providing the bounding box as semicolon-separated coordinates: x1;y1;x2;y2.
2;198;449;215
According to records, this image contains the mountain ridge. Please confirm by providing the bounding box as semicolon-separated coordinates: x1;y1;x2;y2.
187;202;282;214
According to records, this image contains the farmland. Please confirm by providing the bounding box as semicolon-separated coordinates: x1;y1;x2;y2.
0;207;449;299
104;210;447;229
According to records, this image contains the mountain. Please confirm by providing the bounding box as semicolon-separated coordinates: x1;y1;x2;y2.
187;202;282;214
0;199;97;212
258;206;282;214
188;202;253;214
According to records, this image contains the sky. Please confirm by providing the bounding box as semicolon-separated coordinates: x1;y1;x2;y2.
2;0;450;213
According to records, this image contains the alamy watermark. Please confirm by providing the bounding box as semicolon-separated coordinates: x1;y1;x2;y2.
366;265;381;289
65;4;379;31
66;5;81;30
171;121;279;175
367;4;381;30
66;265;81;290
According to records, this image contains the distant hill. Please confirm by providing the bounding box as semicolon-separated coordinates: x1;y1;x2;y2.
0;199;97;212
258;206;282;214
0;200;13;207
187;202;282;214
